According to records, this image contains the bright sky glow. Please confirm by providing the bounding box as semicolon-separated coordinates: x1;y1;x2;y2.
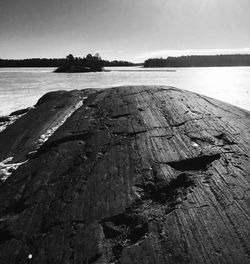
0;0;249;62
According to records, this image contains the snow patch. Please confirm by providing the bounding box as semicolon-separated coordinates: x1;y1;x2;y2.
0;99;85;181
36;101;83;147
0;157;28;182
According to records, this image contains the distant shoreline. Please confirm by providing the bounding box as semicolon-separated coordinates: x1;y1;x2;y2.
1;65;250;69
2;54;250;68
144;54;250;68
0;55;139;68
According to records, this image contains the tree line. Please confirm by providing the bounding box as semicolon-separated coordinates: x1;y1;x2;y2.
0;53;135;68
144;54;250;67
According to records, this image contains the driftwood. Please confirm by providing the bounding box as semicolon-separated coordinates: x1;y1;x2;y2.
0;86;249;263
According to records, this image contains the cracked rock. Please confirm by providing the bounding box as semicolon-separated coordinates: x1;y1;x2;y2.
0;86;249;264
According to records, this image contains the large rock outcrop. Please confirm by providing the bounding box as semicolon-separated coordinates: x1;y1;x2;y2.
0;86;249;263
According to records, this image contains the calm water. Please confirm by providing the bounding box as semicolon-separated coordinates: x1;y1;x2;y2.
0;66;250;116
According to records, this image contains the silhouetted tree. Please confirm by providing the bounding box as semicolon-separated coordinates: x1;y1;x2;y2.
86;54;93;60
66;54;75;66
66;54;74;61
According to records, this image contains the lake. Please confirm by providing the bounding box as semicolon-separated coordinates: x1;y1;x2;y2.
0;66;250;116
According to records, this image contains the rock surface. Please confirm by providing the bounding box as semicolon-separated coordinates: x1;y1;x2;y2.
10;107;31;117
0;116;11;122
54;65;103;73
0;86;249;264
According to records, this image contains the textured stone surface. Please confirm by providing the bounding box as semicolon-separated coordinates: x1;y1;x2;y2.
0;86;249;263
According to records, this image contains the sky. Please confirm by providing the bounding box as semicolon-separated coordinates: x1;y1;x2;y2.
0;0;250;62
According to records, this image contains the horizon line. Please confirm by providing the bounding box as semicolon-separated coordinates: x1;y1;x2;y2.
1;49;250;63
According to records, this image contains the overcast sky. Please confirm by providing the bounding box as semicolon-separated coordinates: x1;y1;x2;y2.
0;0;250;62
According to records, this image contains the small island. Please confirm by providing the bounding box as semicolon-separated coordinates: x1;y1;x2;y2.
53;53;103;73
54;65;102;73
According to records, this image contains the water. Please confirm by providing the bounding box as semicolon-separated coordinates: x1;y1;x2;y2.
0;66;249;116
